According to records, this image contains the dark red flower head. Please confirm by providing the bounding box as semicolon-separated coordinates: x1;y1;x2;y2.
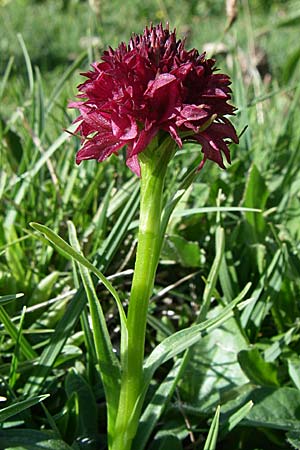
69;24;238;176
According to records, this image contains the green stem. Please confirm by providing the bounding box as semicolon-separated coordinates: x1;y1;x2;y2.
111;138;175;450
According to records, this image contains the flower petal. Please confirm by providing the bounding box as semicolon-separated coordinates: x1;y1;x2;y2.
111;114;138;141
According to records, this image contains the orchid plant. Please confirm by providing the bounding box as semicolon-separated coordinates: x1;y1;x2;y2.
33;24;240;450
71;23;239;450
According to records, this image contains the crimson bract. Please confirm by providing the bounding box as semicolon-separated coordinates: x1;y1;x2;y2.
69;24;238;176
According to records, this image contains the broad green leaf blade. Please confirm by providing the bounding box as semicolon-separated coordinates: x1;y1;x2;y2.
0;395;49;422
180;314;248;413
238;348;279;387
0;429;72;450
161;235;201;267
203;406;220;450
143;283;251;388
243;387;300;431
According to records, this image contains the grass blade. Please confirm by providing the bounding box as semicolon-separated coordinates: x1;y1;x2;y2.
203;406;220;450
24;186;138;395
0;305;37;360
198;226;225;322
45;51;87;117
0;56;14;101
0;429;72;450
220;400;253;436
17;34;34;94
0;394;49;422
30;222;126;325
67;221;122;430
0;293;24;306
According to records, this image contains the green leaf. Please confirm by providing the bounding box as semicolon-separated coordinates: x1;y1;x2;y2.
1;116;23;171
172;206;261;217
198;225;225;322
0;429;72;450
54;345;82;368
283;47;300;83
0;293;24;305
4;124;79;229
238;348;279;387
160;166;198;249
45;51;87;117
143;283;251;391
0;395;49;422
23;287;87;396
203;406;220;450
242;163;268;242
220;400;253;436
286;430;300;449
264;327;296;362
24;186;138;396
9;306;27;389
0;56;14;101
276;11;300;28
288;358;300;390
161;235;201;267
34;66;45;137
30;222;126;328
0;305;37;360
67;221;121;431
17;34;34;94
65;369;98;436
30;272;60;305
241;248;285;331
180;313;248;413
243;387;300;431
133;359;184;450
149;435;183;450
